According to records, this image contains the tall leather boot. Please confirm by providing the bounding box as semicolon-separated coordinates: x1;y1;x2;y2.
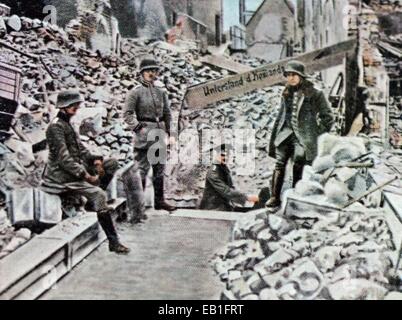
265;169;285;208
292;163;305;188
97;209;130;255
153;175;176;212
253;187;271;209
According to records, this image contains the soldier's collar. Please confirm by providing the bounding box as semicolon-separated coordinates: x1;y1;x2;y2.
57;111;72;123
139;77;154;88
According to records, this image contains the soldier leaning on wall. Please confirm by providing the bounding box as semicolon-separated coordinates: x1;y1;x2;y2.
266;61;335;209
41;90;130;255
123;58;176;212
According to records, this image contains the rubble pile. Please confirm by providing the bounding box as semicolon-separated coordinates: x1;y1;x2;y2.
293;134;375;208
0;8;283;251
377;33;402;148
0;225;32;259
389;96;402;148
211;136;399;300
176;87;282;202
358;2;402;148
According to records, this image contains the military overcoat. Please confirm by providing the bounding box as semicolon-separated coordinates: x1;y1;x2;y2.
200;164;248;211
268;80;334;162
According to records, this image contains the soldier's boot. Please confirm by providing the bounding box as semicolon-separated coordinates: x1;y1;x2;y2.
153;176;176;212
292;163;305;188
97;209;130;255
265;169;285;208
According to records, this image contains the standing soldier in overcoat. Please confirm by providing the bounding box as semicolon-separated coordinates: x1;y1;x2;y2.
266;61;334;208
123;58;176;212
41;90;130;255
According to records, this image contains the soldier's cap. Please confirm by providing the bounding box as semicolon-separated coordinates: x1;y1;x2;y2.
284;60;307;78
56;90;84;109
139;58;160;73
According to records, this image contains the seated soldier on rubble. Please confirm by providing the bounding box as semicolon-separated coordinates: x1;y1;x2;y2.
41;90;130;255
199;144;270;212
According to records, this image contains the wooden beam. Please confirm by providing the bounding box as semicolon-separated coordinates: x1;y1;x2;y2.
199;55;253;74
184;39;357;110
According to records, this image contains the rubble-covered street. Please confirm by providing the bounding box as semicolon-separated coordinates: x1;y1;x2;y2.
1;0;402;301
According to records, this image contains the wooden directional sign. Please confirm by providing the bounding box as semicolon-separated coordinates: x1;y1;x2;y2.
184;39;357;110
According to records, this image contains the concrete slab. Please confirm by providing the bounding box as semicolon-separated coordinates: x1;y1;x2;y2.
40;215;233;300
171;208;265;221
0;212;106;300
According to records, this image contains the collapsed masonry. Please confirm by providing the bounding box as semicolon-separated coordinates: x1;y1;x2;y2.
354;4;402;147
211;135;402;300
0;7;273;258
0;4;400;302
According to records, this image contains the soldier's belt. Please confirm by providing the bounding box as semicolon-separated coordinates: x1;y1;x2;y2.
138;117;160;123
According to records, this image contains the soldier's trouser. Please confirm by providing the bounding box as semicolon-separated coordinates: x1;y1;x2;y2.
64;183;119;244
134;148;166;205
275;135;310;187
121;162;145;221
71;158;120;244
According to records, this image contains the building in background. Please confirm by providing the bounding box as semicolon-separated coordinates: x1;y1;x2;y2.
163;0;224;46
245;0;297;62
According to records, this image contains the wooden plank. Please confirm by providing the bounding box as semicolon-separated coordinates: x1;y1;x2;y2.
184;39;356;109
0;212;104;300
0;82;15;94
71;232;106;268
0;76;17;86
0;62;22;74
200;55;253;74
0;91;14;100
0;238;67;296
15;260;69;300
0;68;17;80
14;73;21;101
171;208;266;221
1;248;66;300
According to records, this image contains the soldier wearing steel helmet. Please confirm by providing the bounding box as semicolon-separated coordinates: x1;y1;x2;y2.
41;90;130;255
266;60;334;209
123;58;176;212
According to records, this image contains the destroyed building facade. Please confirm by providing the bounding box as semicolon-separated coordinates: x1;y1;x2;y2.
246;0;297;62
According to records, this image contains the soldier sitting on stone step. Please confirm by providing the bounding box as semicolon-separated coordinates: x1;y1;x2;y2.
41;90;130;255
199;144;269;212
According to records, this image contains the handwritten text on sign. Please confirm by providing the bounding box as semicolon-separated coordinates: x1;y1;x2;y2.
185;39;356;110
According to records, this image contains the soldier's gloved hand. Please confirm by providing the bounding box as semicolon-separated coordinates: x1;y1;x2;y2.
247;195;259;203
85;173;100;186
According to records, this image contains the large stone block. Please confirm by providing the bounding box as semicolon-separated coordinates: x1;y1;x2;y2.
8;188;35;225
34;190;62;225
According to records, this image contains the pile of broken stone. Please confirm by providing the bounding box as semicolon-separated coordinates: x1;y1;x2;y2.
0;11;274;257
211;135;402;300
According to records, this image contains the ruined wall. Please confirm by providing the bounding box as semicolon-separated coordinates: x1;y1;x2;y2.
163;0;223;45
110;0;138;38
299;0;352;90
